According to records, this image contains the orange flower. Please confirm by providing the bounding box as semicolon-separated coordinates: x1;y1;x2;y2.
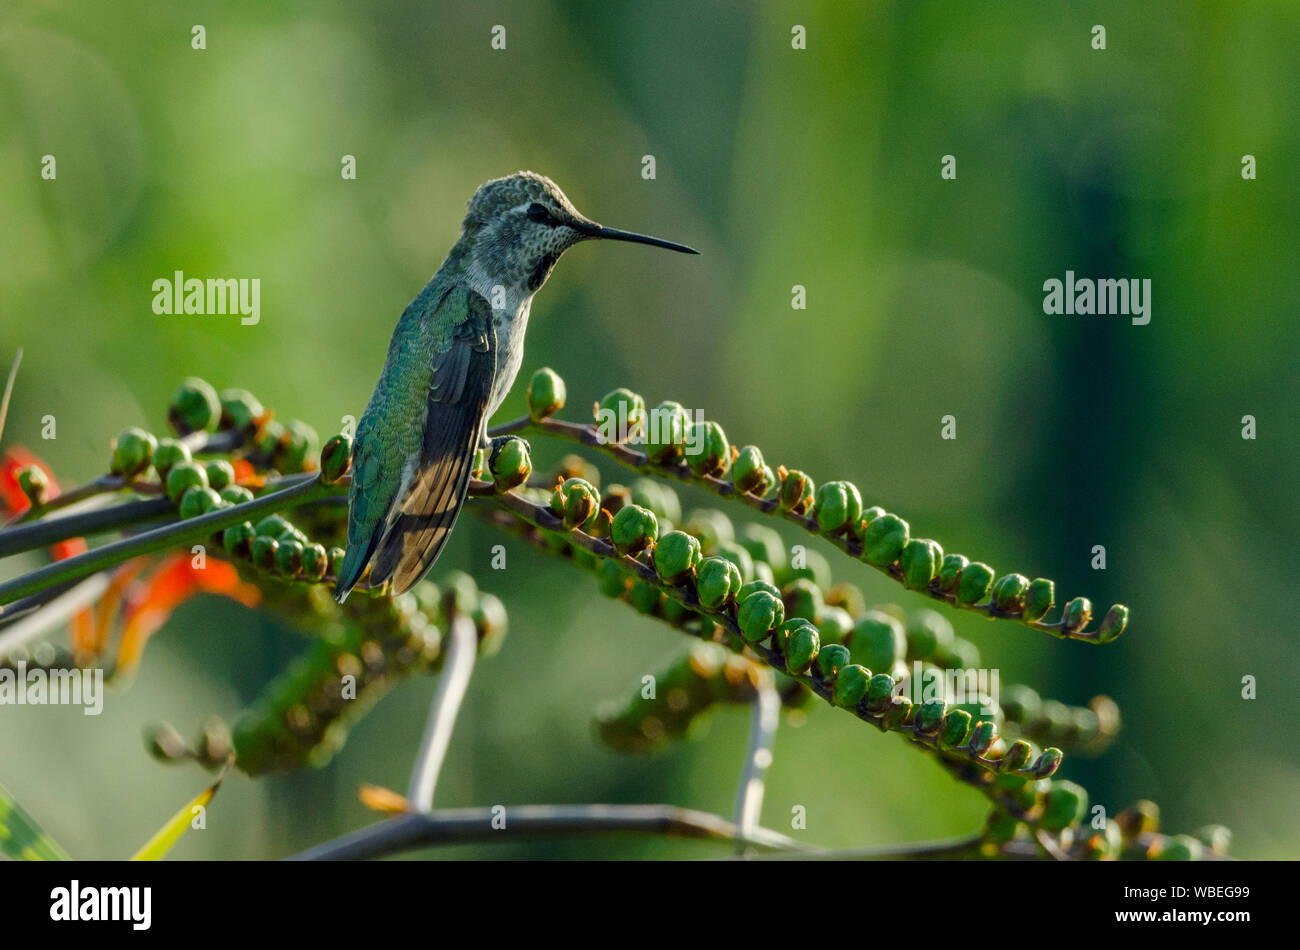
113;552;261;673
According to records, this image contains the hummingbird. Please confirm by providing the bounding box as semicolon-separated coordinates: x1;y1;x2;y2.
334;171;698;602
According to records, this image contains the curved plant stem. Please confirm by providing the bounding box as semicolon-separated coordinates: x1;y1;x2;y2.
285;803;808;860
0;348;21;442
487;415;1114;644
0;496;174;558
0;474;339;609
733;680;779;856
406;614;478;812
0;573;110;658
749;832;988;861
464;485;1058;824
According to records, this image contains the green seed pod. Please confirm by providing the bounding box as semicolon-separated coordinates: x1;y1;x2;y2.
783;624;820;674
696;556;742;610
916;700;946;735
597;560;628;599
550;477;600;530
1023;578;1054;623
472;593;509;655
610;504;659;557
219;388;265;433
814;643;851;679
152;438;191;476
778;469;815;516
832;664;871;708
165;461;209;504
736;590;783;644
1194;824;1232;856
967;720;997;755
848;611;906;674
899;538;942;591
252;535;280;572
1001;684;1042;724
327;547;346;579
168;377;222;434
713;541;754;583
222;521;256;557
861;513;909;567
300;542;329;580
1152;834;1203;862
1096;604;1129;643
684;508;734;551
276;538;305;577
145;722;189;762
15;466;48;506
110;427;158;478
644;401;691;462
320;433;353;485
220;485;254;505
684;421;731;478
956;561;995;605
865;673;897;710
782;578;823;623
488;436;532;491
737;579;781;602
1062;596;1093;633
1033;747;1064;779
1000;739;1033;773
255;514;293;540
904;610;953;661
595;387;645;442
941;708;973;747
983;812;1019;846
178;486;222;520
783;548;832;591
815;480;862;536
882;696;913;731
817;606;854;645
731;445;768;494
772;616;816;657
653;530;702;584
526;367;566;420
204;459;236;492
628;578;661;615
1116;800;1160;839
734;528;782;578
281;420;320;472
935;553;968;594
992;573;1030;613
1040;780;1088;831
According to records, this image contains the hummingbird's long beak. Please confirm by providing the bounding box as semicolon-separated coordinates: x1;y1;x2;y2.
575;220;700;255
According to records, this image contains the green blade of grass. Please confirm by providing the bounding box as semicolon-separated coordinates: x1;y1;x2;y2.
0;781;71;860
130;766;227;861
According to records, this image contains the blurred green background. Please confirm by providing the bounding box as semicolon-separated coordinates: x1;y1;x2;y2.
1;0;1297;859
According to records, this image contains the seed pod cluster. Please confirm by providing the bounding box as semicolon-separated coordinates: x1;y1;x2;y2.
596;643;770;753
231;574;507;775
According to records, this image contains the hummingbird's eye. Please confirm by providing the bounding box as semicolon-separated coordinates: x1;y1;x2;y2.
526;202;551;223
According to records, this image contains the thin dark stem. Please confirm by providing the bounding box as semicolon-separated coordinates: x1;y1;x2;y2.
0;474;337;608
0;573;110;658
0;496;175;558
285;803;808;860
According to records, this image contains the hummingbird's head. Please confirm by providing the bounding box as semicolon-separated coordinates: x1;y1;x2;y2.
461;171;698;293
